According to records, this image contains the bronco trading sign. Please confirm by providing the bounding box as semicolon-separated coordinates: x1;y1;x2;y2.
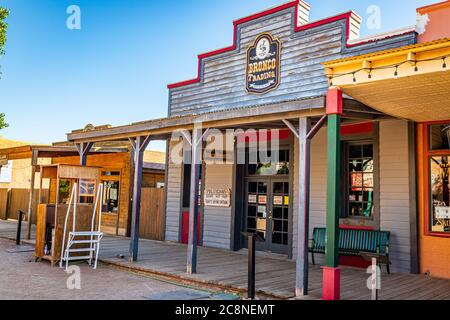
245;33;281;94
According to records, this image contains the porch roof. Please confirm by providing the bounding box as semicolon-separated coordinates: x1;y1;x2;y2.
66;96;390;144
322;38;450;122
0;144;128;161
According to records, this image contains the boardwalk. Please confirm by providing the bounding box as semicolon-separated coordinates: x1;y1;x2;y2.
97;236;450;300
0;219;449;300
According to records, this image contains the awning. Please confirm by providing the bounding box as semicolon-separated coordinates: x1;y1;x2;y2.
323;38;450;122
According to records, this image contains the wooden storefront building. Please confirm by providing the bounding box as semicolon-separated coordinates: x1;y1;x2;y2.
0;143;165;240
59;0;447;299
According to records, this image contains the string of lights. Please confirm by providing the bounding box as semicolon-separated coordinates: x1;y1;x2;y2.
328;54;449;86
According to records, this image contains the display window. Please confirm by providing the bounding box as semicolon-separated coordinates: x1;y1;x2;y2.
425;122;450;235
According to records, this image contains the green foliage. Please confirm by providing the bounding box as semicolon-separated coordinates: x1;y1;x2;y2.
0;7;9;55
0;113;8;130
0;8;9;131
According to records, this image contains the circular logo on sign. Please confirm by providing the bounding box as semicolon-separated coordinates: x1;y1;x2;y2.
255;37;270;60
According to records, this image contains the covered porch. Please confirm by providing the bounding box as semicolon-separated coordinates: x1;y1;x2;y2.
64;94;414;300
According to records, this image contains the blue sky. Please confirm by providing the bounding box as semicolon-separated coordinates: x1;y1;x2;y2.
0;0;436;151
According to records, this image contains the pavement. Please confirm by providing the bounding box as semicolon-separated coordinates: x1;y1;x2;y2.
0;238;239;300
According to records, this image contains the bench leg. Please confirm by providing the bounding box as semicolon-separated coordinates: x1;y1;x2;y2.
386;258;391;275
311;252;315;265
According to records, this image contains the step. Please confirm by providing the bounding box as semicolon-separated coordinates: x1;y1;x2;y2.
69;231;103;237
67;248;96;253
69;240;100;245
62;255;93;261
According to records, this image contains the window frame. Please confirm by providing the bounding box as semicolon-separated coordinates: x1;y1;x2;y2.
423;121;450;237
100;168;122;215
340;137;380;228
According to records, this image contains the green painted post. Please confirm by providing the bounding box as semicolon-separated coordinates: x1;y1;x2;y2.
326;114;340;268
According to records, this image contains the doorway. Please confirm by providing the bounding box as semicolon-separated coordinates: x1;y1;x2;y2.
244;178;290;254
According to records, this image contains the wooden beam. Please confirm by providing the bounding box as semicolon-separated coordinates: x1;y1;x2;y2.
128;135;151;262
76;142;94;166
67;99;325;143
296;117;311;297
26;150;38;240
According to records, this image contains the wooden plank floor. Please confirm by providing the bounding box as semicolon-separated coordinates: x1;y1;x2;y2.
98;236;450;300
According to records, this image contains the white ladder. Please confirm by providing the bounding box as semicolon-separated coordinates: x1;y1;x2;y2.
60;182;104;271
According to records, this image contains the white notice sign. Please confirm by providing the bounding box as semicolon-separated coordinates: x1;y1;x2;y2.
204;189;231;208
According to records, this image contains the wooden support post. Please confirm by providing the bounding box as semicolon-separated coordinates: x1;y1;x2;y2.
296;117;311;296
76;142;94;166
128;135;151;262
187;127;202;274
322;88;343;300
284;117;326;297
26;150;38;240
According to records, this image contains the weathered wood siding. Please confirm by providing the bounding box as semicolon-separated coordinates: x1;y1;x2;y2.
293;127;327;262
379;120;412;273
202;163;233;250
168;7;415;117
165;142;183;242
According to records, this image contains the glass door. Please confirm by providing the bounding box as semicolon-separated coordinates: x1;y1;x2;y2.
245;179;290;254
269;180;290;254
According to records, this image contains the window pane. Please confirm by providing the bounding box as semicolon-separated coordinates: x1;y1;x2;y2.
273;182;284;194
102;180;120;213
349;160;363;172
349;203;363;216
273;207;283;219
363;159;374;173
430;124;450;150
430;156;450;233
248;206;256;217
247;217;256;230
349;145;362;159
363;145;373;158
248;182;257;193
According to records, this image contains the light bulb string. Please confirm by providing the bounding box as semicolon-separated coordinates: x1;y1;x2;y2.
327;54;450;82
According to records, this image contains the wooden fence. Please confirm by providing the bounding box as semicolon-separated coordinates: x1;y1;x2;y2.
0;188;49;223
139;187;165;241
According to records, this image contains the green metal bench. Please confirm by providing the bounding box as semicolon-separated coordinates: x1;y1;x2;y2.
309;227;391;274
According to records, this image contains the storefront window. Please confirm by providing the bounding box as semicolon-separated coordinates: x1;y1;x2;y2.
58;179;72;204
102;180;120;213
247;149;290;176
430;156;450;233
79;179;96;204
429;123;450;151
347;144;374;218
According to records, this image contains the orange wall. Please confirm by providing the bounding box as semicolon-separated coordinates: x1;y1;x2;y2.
417;123;450;279
417;1;450;43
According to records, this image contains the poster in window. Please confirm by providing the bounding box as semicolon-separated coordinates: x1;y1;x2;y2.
273;196;283;205
258;195;267;205
351;173;373;191
0;160;12;183
284;196;289;205
248;194;257;204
